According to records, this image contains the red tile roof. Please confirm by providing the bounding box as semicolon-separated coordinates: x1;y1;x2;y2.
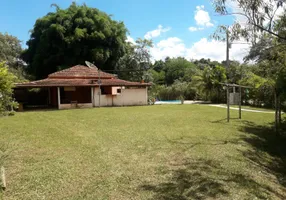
16;78;151;88
15;65;151;88
48;65;115;79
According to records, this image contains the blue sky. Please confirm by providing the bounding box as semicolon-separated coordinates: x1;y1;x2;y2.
0;0;250;62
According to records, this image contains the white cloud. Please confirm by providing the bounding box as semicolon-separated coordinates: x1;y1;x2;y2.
186;38;250;62
126;36;136;45
188;26;204;32
195;5;214;27
150;37;186;61
150;37;250;62
144;25;171;39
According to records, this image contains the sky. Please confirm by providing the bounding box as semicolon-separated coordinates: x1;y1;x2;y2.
0;0;252;62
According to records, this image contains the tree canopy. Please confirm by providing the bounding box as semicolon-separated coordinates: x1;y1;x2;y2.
0;33;27;81
116;38;153;82
0;33;22;64
22;3;128;79
213;0;286;43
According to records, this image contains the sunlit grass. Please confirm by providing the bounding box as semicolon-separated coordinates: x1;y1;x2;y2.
0;105;285;199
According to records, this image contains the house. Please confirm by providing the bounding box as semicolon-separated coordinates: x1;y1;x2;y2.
14;65;151;110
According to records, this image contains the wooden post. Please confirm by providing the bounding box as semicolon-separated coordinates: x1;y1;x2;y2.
227;86;230;122
239;86;242;119
91;87;95;107
57;87;61;110
98;70;101;108
1;166;6;190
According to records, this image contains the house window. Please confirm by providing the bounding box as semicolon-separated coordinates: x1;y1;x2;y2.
101;87;112;95
117;89;121;94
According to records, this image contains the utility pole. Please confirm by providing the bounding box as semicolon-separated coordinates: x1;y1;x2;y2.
226;28;230;70
226;28;230;122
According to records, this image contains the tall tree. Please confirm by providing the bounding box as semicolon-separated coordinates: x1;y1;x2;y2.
244;15;286;132
116;38;152;82
22;3;128;79
164;57;196;85
0;33;22;64
0;33;26;81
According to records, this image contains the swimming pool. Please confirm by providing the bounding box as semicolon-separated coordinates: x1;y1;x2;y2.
154;100;181;105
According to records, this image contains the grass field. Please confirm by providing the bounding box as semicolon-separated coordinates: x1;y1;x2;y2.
0;105;285;199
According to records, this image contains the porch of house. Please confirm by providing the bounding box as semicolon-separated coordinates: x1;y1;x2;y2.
14;86;94;110
14;85;147;111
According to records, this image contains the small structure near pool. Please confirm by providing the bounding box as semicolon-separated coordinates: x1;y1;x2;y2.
14;65;151;110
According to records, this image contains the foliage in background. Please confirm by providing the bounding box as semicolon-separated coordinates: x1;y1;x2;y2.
191;65;226;103
239;72;274;107
22;3;128;79
116;39;152;82
163;57;197;85
0;33;28;82
148;58;232;103
149;80;196;101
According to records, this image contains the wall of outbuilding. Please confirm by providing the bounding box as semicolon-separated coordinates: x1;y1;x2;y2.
93;87;148;107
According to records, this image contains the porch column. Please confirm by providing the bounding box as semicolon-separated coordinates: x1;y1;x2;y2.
145;87;148;105
57;87;61;109
91;87;95;107
48;88;51;105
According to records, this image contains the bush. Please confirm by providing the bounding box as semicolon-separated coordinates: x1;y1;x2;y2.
149;80;196;101
0;62;17;116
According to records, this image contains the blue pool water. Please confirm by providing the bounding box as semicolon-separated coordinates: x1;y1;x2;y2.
154;100;181;104
160;100;180;102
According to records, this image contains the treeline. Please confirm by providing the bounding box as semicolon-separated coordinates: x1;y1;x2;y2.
133;57;278;108
130;56;284;110
147;58;226;102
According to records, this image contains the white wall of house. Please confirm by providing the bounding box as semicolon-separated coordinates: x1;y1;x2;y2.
93;87;148;107
57;86;148;109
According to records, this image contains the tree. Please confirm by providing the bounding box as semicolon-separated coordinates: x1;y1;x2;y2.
244;15;286;132
116;38;152;82
164;57;196;85
0;33;27;81
22;3;128;79
239;71;274;106
0;62;17;115
214;0;286;42
152;60;165;72
192;65;226;102
0;33;22;64
148;69;165;84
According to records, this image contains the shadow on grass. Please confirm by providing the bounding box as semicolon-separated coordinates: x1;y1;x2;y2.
210;118;240;123
239;121;286;188
141;158;279;200
141;121;286;199
163;135;244;149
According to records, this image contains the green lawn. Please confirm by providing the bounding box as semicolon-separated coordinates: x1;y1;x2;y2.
0;105;285;199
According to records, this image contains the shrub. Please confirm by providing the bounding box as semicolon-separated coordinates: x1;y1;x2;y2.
0;62;17;116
